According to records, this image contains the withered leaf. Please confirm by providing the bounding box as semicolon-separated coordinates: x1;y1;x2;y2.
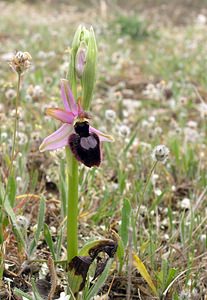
89;239;118;259
68;256;93;295
67;239;117;295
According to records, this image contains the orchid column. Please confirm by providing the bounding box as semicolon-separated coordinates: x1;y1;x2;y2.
66;26;97;262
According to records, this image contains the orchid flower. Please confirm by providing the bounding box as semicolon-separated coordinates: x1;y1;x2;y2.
39;79;113;166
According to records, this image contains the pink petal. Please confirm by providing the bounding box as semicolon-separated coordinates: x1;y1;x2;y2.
89;126;114;142
60;79;78;115
46;108;74;124
39;124;73;152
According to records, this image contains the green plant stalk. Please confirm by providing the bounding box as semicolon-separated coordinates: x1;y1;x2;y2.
134;159;157;249
11;74;21;167
66;147;78;262
66;36;80;263
135;161;158;224
66;39;80;263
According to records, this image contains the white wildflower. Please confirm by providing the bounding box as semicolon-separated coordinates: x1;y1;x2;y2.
142;83;162;100
151;145;169;163
187;120;197;128
180;198;191;209
200;234;206;242
154;188;162;196
184;127;199;142
16;215;29;229
105;109;116;121
148;116;156;123
196;14;206;25
39;263;48;279
197;102;207;118
56;292;70;300
5;88;17;100
118;124;130;137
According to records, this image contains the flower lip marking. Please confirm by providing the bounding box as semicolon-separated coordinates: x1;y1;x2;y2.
80;136;98;150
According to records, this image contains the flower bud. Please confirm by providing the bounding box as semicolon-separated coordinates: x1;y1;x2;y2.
75;41;87;79
68;26;97;110
68;25;83;97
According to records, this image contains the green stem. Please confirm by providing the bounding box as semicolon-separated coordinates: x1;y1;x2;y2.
66;49;79;263
66;147;78;262
135;161;158;223
11;73;21;170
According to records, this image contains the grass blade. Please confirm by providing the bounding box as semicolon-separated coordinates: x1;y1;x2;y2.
56;227;63;260
7;174;16;207
120;198;131;246
44;223;56;260
59;159;67;217
4;197;25;247
29;196;46;256
133;252;157;296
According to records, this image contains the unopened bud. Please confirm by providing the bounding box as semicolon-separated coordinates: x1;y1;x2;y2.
68;25;83;97
68;26;97;111
75;42;87;78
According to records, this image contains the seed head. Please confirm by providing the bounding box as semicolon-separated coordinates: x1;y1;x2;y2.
9;51;32;75
119;124;130;137
5;88;17;100
151;145;169;163
16;215;29;229
105;109;116;121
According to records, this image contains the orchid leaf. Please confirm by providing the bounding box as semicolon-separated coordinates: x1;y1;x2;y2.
78;239;116;256
68;256;92;296
68;239;117;296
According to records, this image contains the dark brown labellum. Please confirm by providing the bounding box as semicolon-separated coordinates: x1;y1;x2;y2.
69;121;101;168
